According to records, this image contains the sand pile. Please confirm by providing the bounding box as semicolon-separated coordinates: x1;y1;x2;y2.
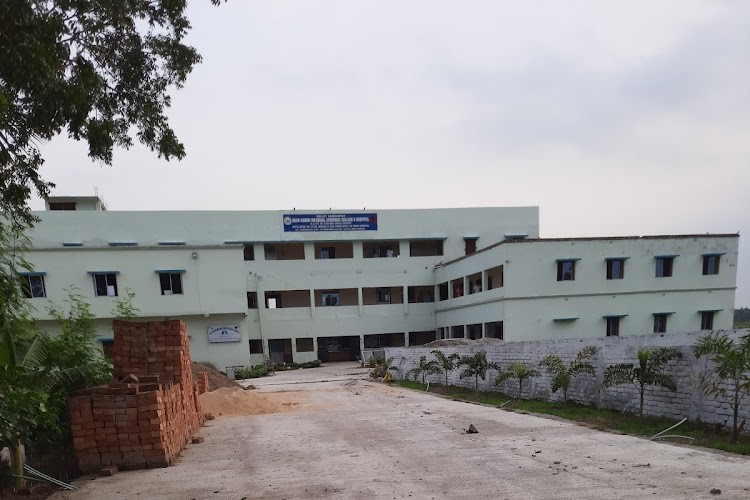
199;387;303;417
192;361;242;391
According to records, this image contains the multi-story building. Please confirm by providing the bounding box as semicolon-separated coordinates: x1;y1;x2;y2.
21;196;738;371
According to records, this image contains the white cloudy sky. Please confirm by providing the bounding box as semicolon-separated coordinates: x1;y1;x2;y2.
32;0;750;306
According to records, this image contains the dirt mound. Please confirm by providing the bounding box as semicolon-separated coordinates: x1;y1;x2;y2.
192;361;242;391
198;387;304;417
423;338;474;347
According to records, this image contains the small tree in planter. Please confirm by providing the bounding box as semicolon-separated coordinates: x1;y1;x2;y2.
539;346;597;403
496;362;540;399
431;350;460;387
602;347;681;419
407;355;441;385
693;332;750;443
457;350;499;391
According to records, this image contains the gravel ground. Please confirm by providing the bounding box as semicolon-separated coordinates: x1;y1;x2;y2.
53;362;750;499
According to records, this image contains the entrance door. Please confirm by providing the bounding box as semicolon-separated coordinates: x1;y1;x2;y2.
268;339;293;364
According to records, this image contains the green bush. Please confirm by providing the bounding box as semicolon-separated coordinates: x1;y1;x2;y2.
234;364;268;380
300;359;321;368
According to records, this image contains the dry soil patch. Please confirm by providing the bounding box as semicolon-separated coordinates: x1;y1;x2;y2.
198;386;305;417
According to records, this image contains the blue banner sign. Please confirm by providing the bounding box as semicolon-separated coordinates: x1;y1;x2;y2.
283;213;378;232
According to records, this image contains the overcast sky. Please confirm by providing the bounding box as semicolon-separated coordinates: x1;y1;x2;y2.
32;0;749;306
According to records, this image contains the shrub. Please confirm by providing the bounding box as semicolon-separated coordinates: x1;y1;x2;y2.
234;364;268;379
300;359;321;368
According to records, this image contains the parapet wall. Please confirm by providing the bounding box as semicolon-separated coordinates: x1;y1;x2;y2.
69;320;204;472
386;330;750;432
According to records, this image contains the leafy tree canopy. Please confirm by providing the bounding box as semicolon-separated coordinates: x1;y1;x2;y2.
0;0;221;225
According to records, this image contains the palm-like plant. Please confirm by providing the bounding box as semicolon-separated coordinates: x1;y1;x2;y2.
496;362;540;398
431;350;460;387
602;347;681;418
539;346;597;403
407;355;441;384
693;332;750;442
457;351;499;391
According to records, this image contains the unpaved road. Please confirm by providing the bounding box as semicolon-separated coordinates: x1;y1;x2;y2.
55;362;749;499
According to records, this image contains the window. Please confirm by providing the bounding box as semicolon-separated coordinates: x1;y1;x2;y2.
464;237;477;255
702;255;720;275
655;257;674;278
606;259;625;280
265;293;281;309
48;202;76;210
159;273;183;295
264;244;276;260
100;339;114;358
700;311;715;330
20;274;46;298
376;288;391;304
92;273;118;297
653;313;668;333
249;340;263;354
438;282;449;301
606;317;620;337
243;244;255;261
321;291;340;306
320;246;335;259
247;292;258;309
296;338;314;352
556;260;576;281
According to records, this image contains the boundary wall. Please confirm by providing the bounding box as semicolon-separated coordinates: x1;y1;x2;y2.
69;320;206;472
385;330;749;432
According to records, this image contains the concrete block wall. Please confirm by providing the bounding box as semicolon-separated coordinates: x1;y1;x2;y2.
386;330;749;433
69;320;204;472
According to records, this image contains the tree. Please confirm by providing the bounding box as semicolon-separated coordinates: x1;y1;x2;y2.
539;346;597;403
431;350;460;387
112;287;140;320
407;355;440;385
0;0;222;226
496;362;540;399
602;347;681;419
693;332;750;442
457;351;499;391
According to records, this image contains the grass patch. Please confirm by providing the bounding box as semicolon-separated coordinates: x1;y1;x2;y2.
394;380;750;455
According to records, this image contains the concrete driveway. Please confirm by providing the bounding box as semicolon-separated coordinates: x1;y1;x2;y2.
55;362;750;499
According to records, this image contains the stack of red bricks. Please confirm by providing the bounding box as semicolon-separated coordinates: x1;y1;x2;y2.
69;320;204;472
196;372;209;395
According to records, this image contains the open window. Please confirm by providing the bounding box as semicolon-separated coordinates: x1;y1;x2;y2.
314;242;353;259
409;239;444;257
407;285;434;303
158;272;184;296
264;242;305;260
20;273;46;298
363;241;399;258
484;321;503;339
485;265;503;290
90;272;119;297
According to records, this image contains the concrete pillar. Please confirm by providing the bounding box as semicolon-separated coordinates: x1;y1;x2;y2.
482;270;488;293
309;289;316;318
357;288;364;316
403;285;409;315
399;240;408;258
353;241;363;259
404;331;410;347
304;242;314;260
481;322;486;338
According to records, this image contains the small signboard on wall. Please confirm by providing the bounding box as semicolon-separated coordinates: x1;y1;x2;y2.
208;325;241;343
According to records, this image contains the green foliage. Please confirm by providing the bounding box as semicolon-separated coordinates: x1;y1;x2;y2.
694;332;750;442
111;287;140;320
458;351;499;391
234;364;268;379
300;359;321;369
431;350;460;387
734;308;750;325
0;0;222;225
539;346;597;403
496;361;540;398
369;357;399;380
407;355;441;385
602;347;681;418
